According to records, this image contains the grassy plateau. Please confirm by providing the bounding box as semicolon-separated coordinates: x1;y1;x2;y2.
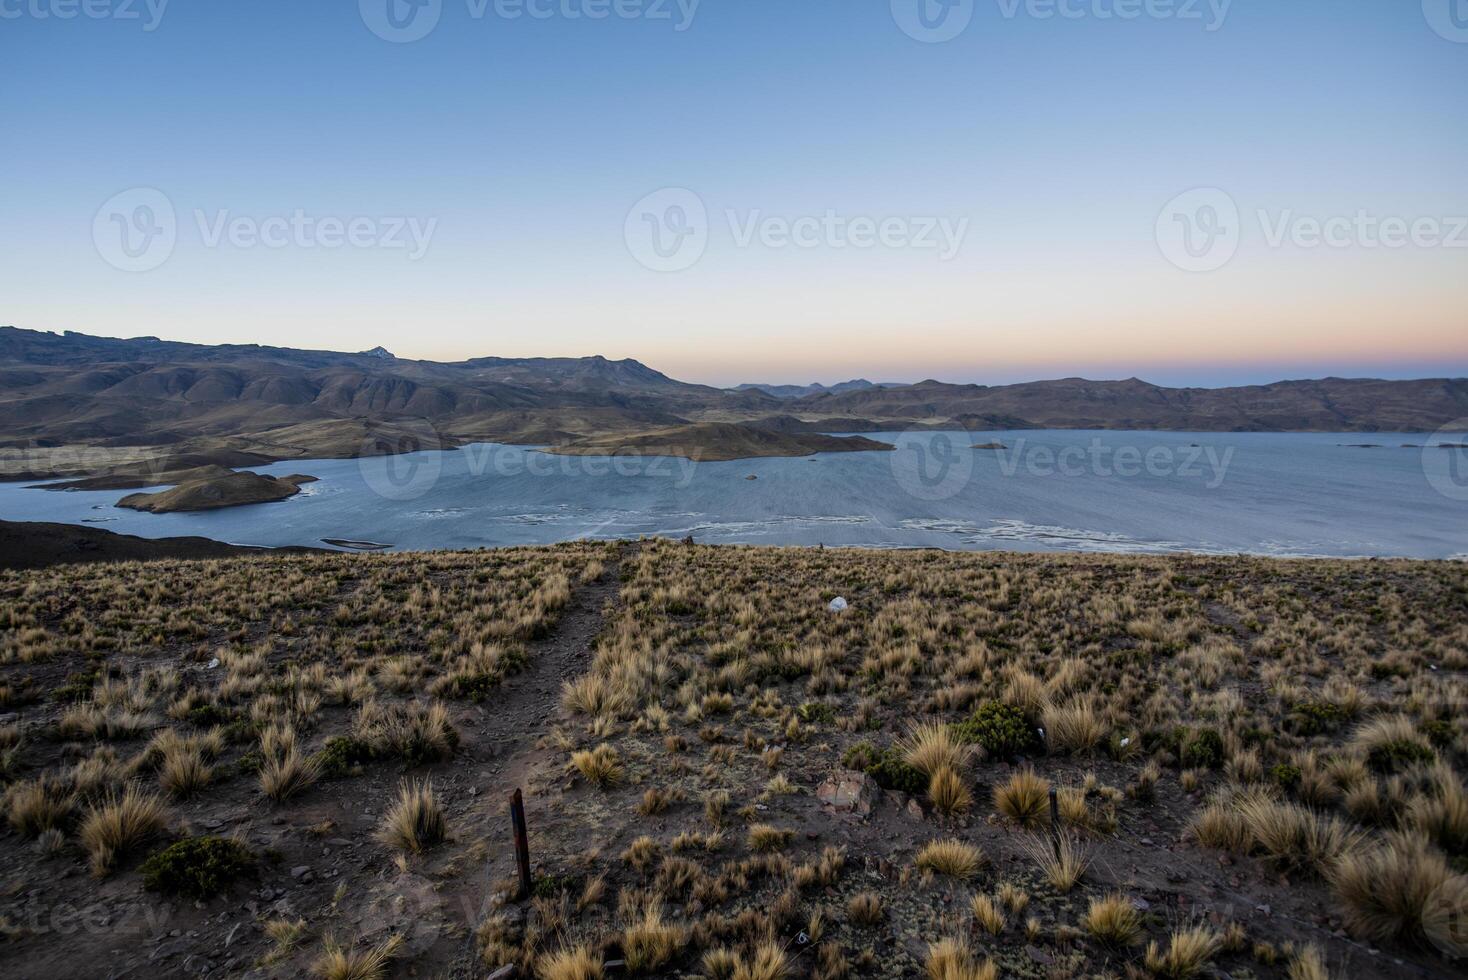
0;540;1465;979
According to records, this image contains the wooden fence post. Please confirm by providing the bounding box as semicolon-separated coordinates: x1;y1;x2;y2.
511;788;532;900
1048;785;1061;860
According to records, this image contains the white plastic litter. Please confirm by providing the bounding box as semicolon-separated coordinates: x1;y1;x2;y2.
207;658;220;669
828;596;848;612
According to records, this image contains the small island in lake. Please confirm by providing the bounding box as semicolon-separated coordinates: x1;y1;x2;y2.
117;471;317;513
542;422;896;462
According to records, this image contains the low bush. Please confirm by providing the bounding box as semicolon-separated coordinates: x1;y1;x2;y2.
141;836;256;898
841;741;925;795
1180;728;1224;770
951;701;1038;759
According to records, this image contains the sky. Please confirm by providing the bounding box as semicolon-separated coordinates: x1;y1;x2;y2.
2;0;1465;388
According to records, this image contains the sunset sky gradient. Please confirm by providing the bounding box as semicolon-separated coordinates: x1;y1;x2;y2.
2;1;1465;387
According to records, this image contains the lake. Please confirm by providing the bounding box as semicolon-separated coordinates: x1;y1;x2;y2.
2;431;1465;559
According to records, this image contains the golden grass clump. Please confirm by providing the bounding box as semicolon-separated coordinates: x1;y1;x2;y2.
259;744;321;803
353;699;457;763
5;775;75;837
1408;764;1468;857
1187;800;1249;852
1286;944;1330;980
915;838;985;880
263;918;310;963
928;766;972;816
970;893;1005;935
536;946;605;980
1236;794;1363;875
79;784;169;876
899;720;972;777
376;778;446;854
158;744;212;798
620;899;685;973
924;938;998;980
1143;927;1222;978
996;881;1029;915
993;768;1051;829
311;933;404;980
747;823;794;852
732;943;789;980
847;890;883;926
1042;697;1106;753
1330;831;1459;948
571;743;623;788
1083;892;1142;946
1021;832;1089;893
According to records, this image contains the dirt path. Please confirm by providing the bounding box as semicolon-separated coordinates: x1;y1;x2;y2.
426;542;634;976
480;545;629;788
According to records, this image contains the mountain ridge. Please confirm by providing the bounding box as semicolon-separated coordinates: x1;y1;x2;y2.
2;327;1465;481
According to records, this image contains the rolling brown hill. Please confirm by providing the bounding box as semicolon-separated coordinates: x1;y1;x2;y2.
0;326;777;476
793;376;1468;432
1;327;1463;482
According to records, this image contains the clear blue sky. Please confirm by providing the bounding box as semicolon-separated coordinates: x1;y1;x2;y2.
2;0;1465;386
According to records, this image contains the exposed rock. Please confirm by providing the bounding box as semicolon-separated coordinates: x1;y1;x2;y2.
816;770;874;816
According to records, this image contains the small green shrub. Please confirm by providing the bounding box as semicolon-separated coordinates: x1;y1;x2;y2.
186;703;234;727
1269;764;1301;790
141;836;256;899
952;701;1039;758
798;702;836;725
1289;700;1345;737
1367;740;1435;774
1422;720;1454;748
50;672;97;704
1181;729;1224;770
842;741;925;795
314;736;373;778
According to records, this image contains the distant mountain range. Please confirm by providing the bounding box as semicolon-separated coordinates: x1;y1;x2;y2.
788;375;1468;434
1;326;1464;477
730;379;904;399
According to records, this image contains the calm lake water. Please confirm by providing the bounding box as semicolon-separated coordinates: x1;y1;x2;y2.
2;431;1465;559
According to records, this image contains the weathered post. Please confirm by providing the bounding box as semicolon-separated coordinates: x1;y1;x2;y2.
1048;785;1061;860
511;788;532;899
